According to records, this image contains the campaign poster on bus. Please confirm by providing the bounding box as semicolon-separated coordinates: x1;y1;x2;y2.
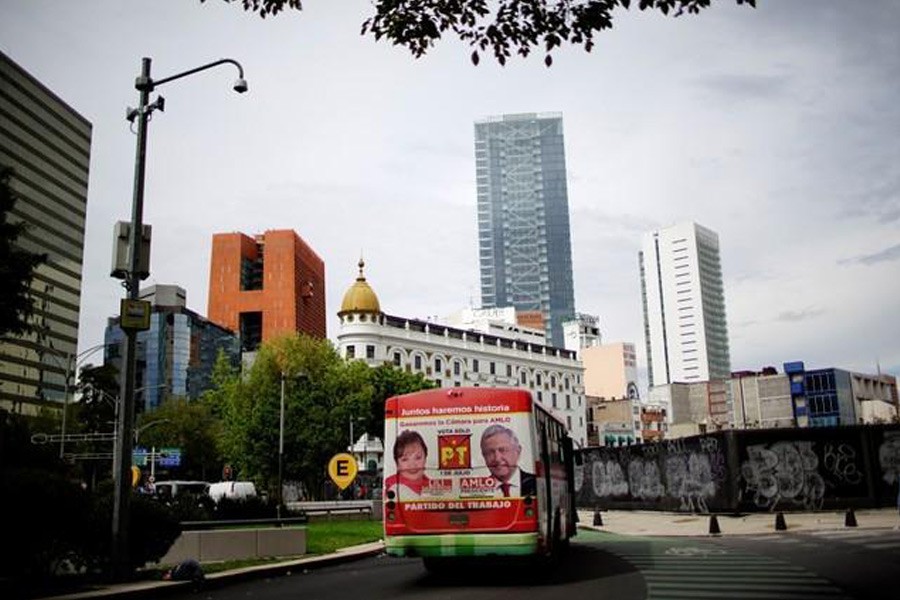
384;389;536;511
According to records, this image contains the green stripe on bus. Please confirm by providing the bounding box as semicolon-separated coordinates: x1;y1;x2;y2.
385;533;539;557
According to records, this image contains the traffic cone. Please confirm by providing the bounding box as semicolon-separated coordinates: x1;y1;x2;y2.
593;509;603;527
708;514;721;535
845;508;858;527
775;512;787;531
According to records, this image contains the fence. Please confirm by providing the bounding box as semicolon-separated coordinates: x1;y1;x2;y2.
575;424;900;513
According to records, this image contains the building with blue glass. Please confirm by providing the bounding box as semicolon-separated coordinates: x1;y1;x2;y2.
104;285;240;412
475;113;576;348
782;361;895;427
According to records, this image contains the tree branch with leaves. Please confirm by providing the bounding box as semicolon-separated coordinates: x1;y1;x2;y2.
206;0;755;65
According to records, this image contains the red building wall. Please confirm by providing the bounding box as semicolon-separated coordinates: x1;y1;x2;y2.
207;230;326;344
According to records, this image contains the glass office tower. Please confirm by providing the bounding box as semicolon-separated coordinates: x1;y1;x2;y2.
474;113;576;348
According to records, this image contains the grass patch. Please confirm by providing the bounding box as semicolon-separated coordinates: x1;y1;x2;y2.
305;519;383;555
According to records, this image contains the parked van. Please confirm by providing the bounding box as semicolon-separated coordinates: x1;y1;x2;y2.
154;480;210;498
208;481;257;502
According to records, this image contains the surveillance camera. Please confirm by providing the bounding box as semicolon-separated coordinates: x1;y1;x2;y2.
233;78;248;94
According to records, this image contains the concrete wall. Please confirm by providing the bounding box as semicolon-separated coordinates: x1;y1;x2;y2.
576;424;900;513
158;527;306;566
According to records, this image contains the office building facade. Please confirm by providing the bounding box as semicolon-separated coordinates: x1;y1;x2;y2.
639;221;731;387
336;261;588;446
105;285;240;412
207;229;326;352
475;113;576;348
0;51;91;415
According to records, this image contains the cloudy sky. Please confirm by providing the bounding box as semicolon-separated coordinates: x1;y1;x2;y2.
2;1;898;388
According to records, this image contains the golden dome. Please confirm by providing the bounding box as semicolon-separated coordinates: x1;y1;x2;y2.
339;259;381;315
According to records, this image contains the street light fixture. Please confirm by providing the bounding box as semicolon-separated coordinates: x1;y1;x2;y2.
43;341;117;459
111;56;247;578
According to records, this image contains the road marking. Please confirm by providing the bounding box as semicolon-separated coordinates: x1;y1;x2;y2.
601;539;852;600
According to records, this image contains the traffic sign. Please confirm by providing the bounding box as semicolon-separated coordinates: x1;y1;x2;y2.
328;453;358;490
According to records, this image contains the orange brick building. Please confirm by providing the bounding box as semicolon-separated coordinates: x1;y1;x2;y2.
207;230;326;350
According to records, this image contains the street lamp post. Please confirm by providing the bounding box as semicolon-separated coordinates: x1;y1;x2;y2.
278;372;285;520
59;342;118;458
112;56;247;578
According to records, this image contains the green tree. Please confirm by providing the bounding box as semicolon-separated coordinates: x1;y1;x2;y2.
74;363;120;433
0;165;46;337
136;397;223;481
367;363;435;444
203;334;434;499
207;0;755;65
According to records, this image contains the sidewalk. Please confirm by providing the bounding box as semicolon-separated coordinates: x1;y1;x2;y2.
38;541;385;600
578;507;900;537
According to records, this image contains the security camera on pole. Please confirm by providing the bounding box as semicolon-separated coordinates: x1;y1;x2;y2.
110;56;247;579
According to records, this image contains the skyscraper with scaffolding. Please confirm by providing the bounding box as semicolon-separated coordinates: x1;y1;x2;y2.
474;113;576;348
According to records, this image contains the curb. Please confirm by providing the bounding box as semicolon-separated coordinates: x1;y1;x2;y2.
39;542;386;600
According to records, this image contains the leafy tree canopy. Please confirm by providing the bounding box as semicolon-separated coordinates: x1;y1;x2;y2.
0;166;46;337
206;0;755;65
202;334;433;498
137;396;223;481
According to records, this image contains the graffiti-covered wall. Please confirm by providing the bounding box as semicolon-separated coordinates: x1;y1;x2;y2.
575;424;900;513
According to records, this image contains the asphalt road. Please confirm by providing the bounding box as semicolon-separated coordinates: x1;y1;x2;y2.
163;528;900;600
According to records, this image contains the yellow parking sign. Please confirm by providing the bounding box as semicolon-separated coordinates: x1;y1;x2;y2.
328;453;358;490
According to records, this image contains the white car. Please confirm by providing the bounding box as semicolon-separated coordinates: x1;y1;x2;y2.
208;481;257;502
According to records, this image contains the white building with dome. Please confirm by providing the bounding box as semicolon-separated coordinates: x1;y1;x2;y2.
336;260;587;446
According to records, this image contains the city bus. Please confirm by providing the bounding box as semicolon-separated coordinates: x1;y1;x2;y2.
383;387;576;567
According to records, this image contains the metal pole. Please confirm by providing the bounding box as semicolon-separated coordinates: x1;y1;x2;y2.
112;56;151;579
60;351;72;458
278;372;285;520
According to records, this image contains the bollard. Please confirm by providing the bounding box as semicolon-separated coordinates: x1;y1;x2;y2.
708;514;721;535
845;508;858;527
775;512;787;531
593;509;603;527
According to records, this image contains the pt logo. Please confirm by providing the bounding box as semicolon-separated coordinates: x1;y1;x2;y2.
439;434;472;469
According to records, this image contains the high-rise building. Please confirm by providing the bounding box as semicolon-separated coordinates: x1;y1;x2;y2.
475;113;576;348
207;230;326;351
104;285;240;412
639;222;731;387
0;51;91;415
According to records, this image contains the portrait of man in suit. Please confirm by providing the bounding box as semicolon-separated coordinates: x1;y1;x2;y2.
480;424;536;497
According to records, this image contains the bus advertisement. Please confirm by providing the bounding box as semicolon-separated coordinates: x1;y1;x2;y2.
383;387;576;564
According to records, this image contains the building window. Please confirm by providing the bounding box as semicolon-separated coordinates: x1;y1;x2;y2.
366;345;375;359
472;359;479;372
393;352;401;367
346;345;355;359
552;393;557;408
537;373;543;386
566;395;571;409
506;364;512;377
239;311;262;352
414;355;422;370
537;391;543;403
564;377;569;390
454;361;461;376
550;375;555;387
435;357;442;372
490;362;496;375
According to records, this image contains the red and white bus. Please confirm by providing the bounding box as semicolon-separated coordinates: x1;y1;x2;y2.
383;387;576;566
